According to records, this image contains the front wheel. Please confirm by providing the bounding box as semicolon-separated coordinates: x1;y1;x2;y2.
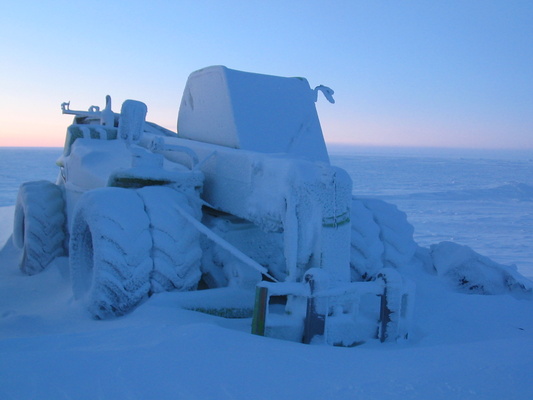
137;186;202;293
69;188;152;319
13;181;66;275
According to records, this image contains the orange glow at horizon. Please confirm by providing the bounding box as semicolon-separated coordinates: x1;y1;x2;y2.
0;123;66;147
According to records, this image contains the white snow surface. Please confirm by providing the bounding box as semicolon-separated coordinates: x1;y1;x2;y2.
1;148;533;399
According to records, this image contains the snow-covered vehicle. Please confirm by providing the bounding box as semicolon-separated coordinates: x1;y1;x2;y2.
13;66;414;345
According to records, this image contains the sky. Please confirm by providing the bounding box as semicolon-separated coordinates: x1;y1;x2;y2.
0;0;532;149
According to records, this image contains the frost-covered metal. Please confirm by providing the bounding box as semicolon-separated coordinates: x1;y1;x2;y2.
12;66;416;344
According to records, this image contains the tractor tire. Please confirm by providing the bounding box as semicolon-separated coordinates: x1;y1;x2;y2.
69;188;152;319
349;197;384;280
13;181;66;275
137;186;202;293
350;197;417;280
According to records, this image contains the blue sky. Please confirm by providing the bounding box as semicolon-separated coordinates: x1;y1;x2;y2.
1;0;532;148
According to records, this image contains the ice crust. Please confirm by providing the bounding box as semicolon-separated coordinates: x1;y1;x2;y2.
9;87;530;323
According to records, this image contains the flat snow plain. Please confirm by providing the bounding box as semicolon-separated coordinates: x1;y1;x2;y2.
1;146;533;399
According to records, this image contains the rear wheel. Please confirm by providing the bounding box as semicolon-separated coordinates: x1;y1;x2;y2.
13;181;66;275
350;197;417;280
69;188;152;319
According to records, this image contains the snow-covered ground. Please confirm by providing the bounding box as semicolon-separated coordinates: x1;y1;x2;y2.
1;147;533;399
